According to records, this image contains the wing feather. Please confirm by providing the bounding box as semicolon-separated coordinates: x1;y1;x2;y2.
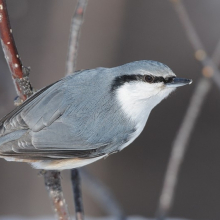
0;72;114;159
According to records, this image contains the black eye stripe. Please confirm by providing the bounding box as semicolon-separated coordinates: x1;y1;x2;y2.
152;76;164;83
146;75;175;84
111;74;175;92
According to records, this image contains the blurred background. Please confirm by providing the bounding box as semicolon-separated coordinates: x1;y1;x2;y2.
0;0;220;219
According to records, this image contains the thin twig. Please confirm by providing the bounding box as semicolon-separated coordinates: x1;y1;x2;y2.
170;0;220;88
0;0;32;101
157;0;220;218
66;1;88;219
157;77;211;219
81;169;125;218
71;169;84;220
0;1;70;219
66;0;88;75
43;171;71;220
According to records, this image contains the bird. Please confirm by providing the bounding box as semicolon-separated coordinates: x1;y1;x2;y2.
0;60;192;170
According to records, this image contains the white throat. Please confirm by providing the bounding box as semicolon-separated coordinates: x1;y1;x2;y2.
116;81;175;145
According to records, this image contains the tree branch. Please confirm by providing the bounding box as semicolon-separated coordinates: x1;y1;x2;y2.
0;0;32;101
43;171;71;220
66;0;88;75
0;1;70;219
42;170;70;220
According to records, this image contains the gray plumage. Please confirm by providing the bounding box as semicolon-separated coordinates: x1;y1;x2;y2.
0;60;191;169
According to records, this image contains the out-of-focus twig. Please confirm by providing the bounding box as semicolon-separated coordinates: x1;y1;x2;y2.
44;171;71;220
0;1;70;219
157;77;211;219
71;169;84;220
81;169;125;218
0;0;32;101
170;0;220;87
157;1;220;218
66;1;88;219
66;0;88;75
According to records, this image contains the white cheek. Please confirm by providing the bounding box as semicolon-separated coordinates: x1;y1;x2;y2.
116;82;175;123
115;81;175;151
126;81;160;99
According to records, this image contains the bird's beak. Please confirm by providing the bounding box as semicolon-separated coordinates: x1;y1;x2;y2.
166;78;192;88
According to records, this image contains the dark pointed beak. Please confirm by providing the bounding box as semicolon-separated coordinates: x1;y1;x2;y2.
166;77;192;88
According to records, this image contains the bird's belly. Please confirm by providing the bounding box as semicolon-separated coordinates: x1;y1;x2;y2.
31;155;106;170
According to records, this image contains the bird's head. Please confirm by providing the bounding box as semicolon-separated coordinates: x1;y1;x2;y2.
110;60;192;123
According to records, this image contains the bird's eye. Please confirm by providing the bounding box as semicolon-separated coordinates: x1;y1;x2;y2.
145;75;154;83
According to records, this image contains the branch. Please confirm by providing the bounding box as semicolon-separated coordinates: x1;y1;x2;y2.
0;1;70;219
43;171;71;220
0;0;32;101
66;0;88;75
43;171;70;220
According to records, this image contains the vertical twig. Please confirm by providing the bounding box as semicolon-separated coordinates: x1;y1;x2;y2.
66;0;88;75
170;0;220;88
44;171;71;220
43;170;71;220
66;1;88;220
157;0;220;218
71;169;84;220
0;1;70;219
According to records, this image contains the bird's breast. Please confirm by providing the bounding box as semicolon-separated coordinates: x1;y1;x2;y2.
118;118;147;151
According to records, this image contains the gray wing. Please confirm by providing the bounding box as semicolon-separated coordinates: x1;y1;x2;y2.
0;75;107;159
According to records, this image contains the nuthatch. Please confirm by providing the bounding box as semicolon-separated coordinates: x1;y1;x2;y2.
0;60;192;170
